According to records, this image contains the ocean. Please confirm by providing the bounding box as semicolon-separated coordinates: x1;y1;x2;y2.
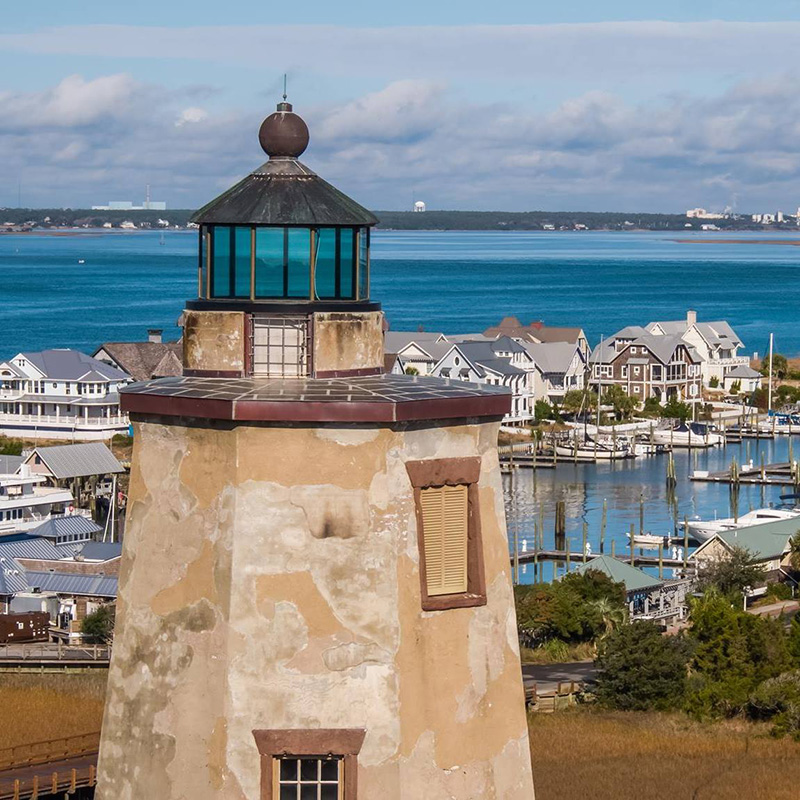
2;227;798;576
1;228;799;358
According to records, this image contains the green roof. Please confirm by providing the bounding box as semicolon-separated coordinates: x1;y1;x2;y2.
574;554;663;593
712;516;800;561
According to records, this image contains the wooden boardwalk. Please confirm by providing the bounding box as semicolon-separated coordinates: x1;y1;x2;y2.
690;461;800;487
0;643;110;672
0;733;99;800
515;549;688;570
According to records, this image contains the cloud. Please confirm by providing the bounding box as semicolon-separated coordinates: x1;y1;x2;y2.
3;72;800;213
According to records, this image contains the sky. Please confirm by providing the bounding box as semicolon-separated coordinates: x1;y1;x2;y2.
3;2;800;212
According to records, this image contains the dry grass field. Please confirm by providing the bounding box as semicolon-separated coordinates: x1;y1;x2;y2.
0;672;107;750
529;708;800;800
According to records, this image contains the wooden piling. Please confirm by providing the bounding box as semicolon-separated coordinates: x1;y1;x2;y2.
639;493;644;537
582;522;588;563
629;523;635;565
513;521;519;586
600;498;607;554
658;545;663;579
611;539;616;558
566;538;571;572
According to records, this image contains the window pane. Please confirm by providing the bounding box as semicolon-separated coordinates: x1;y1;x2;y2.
358;228;369;300
338;228;355;299
199;226;208;298
280;785;297;800
314;228;337;299
255;228;284;298
211;226;231;298
287;228;310;298
300;759;318;781
280;759;298;781
300;786;317;800
320;760;338;781
320;785;338;800
233;226;251;298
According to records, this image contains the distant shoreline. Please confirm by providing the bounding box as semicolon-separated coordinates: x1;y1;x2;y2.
674;238;800;246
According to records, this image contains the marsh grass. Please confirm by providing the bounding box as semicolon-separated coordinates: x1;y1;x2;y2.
0;672;107;749
529;708;800;800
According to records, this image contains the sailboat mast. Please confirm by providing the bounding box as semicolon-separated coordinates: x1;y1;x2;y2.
768;333;774;414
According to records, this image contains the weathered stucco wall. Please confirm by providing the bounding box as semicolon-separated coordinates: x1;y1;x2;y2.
97;417;534;799
312;311;384;374
183;311;246;374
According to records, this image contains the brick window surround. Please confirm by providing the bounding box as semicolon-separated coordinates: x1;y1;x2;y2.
252;729;366;800
405;456;487;612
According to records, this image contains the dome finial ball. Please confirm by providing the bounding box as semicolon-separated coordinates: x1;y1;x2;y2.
259;100;309;159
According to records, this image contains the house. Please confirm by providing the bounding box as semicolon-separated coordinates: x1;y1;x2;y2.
690;517;798;584
484;317;590;358
723;364;763;394
0;462;75;534
430;336;534;423
21;442;124;491
0;349;131;440
574;554;691;622
93;329;183;382
645;310;749;386
590;328;703;404
383;331;450;375
524;341;586;405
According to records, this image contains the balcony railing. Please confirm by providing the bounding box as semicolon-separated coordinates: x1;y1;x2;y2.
0;413;128;428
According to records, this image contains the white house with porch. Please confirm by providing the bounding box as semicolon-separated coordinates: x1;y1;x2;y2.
0;350;130;440
645;311;750;387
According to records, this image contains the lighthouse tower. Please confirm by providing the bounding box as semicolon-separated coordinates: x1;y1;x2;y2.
96;100;534;800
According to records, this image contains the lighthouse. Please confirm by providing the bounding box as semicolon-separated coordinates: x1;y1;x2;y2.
96;99;534;800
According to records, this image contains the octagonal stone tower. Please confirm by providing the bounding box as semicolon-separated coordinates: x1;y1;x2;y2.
96;100;534;800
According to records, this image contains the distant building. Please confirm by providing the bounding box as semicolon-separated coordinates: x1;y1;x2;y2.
92;200;167;211
94;329;183;382
0;350;130;440
686;208;725;219
483;317;590;358
413;200;426;212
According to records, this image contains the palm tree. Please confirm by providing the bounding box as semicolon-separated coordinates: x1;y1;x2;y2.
590;597;628;643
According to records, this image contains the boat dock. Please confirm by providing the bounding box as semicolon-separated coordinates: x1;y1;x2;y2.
514;549;688;570
691;460;800;487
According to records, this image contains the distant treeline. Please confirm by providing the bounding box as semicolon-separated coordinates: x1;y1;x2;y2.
0;207;778;232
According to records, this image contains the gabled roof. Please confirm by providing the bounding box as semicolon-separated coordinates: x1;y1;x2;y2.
452;340;529;377
646;319;743;349
524;341;580;374
94;341;183;382
0;455;23;475
384;331;447;356
191;158;379;227
78;541;122;561
15;350;129;382
0;533;80;561
575;554;663;592
726;365;761;379
0;556;29;595
591;331;698;366
692;517;798;562
24;570;118;598
0;360;26;378
483;317;584;344
26;443;124;480
29;515;102;541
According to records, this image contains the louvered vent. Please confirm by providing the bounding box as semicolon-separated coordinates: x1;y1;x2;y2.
420;484;468;596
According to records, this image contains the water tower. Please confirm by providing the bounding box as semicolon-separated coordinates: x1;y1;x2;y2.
413;200;426;213
96;99;534;800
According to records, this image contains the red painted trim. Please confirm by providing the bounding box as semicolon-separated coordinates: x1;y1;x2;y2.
313;367;383;379
183;369;244;378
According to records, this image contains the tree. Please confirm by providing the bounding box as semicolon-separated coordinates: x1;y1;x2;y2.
562;389;596;416
82;603;116;643
729;379;741;396
709;376;719;388
663;396;692;423
750;387;769;411
404;366;419;376
534;400;554;423
601;384;638;421
640;396;663;418
686;592;790;717
762;353;788;380
749;671;800;740
595;621;691;711
788;531;800;573
696;546;765;599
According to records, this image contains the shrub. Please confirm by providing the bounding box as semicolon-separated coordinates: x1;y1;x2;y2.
81;604;116;643
595;621;691;711
695;546;765;599
0;437;24;456
749;671;800;740
663;397;692;423
709;376;720;388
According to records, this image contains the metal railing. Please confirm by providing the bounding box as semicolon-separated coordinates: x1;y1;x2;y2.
0;642;111;664
0;413;128;428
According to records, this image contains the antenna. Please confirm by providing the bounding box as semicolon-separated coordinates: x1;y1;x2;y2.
283;74;288;102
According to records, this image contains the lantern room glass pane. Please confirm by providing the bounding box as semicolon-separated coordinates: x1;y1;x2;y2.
286;228;310;298
211;226;231;298
234;227;251;298
339;228;355;300
199;226;208;298
314;228;337;299
358;228;369;300
255;228;284;297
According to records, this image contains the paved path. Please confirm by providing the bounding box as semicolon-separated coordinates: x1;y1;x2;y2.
522;660;597;693
747;600;800;618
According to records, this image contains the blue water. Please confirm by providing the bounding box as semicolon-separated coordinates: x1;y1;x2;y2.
1;229;799;357
2;227;798;578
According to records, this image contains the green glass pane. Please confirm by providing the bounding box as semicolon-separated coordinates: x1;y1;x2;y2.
211;226;231;298
314;228;337;299
359;228;369;300
339;228;355;299
198;227;207;298
255;228;284;297
287;228;310;298
234;227;251;298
